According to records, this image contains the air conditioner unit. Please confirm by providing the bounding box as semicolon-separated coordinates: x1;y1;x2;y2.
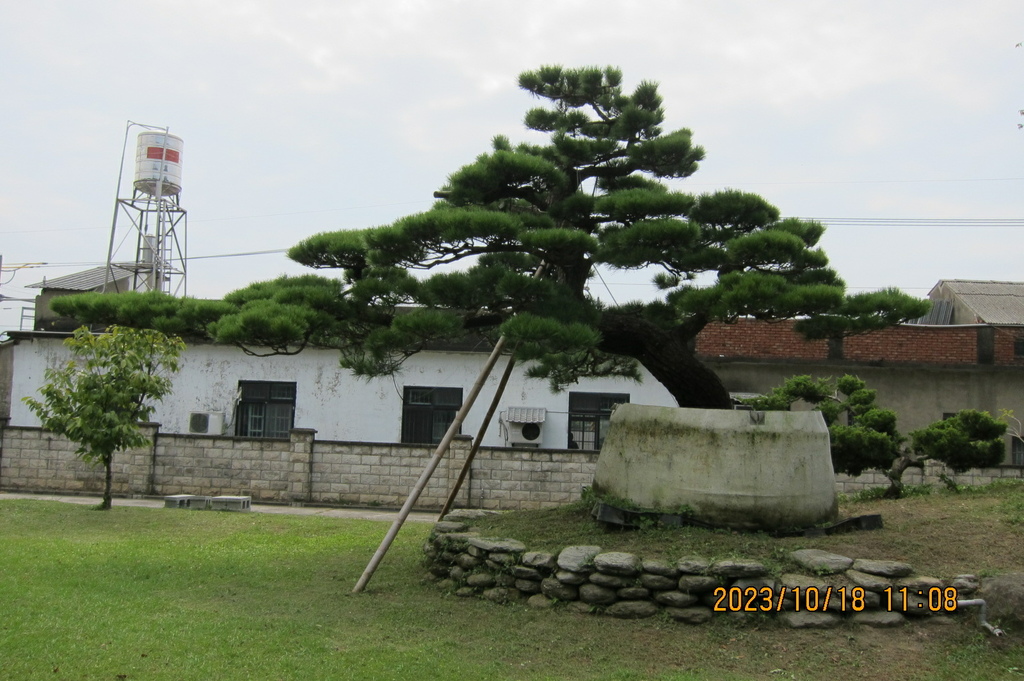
189;411;225;435
501;407;546;448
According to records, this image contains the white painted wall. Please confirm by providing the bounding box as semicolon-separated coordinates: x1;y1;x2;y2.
7;335;678;447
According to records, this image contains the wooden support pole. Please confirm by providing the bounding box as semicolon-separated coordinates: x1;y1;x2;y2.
351;336;509;594
438;351;517;518
351;262;546;595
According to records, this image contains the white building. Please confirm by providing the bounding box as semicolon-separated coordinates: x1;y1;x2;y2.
2;331;678;450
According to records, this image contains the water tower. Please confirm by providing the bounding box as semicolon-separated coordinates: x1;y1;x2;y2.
103;123;187;295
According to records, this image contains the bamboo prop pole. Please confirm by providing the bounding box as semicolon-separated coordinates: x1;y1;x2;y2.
352;336;509;593
437;351;518;519
351;262;547;594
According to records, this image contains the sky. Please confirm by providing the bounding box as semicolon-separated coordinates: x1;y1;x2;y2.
1;0;1022;335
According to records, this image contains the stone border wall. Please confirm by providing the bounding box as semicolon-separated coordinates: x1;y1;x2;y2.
1;423;1021;509
424;511;989;630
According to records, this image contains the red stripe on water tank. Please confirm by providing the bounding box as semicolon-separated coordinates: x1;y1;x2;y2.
146;147;180;163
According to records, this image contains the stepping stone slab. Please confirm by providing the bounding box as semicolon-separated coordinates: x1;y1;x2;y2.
677;556;711;575
443;509;500;521
557;546;602;572
579;584;618;606
516;579;542;594
541;577;579;601
589;573;634;589
522;552;557;571
790;549;853;574
950;574;979;594
466;573;496;588
487;552;517;565
896;575;944;591
642;559;679;578
556;570;588;585
593;552;642;577
482;587;519;603
512;566;542;580
845;569;891;592
640;573;678;590
617;587;651;600
434;532;479;550
467;538;527;554
432;521;468;534
851;558;913;578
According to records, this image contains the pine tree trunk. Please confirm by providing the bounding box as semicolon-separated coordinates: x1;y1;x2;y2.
884;454;921;499
597;312;732;409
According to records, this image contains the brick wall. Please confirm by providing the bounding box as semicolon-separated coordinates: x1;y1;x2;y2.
695;318;1024;366
694;319;830;361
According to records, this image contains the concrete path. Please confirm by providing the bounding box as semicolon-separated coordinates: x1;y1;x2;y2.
0;492;439;523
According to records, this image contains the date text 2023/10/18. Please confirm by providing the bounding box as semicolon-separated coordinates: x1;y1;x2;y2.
711;586;961;613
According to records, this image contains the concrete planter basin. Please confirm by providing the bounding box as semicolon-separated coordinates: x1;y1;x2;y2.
593;404;837;531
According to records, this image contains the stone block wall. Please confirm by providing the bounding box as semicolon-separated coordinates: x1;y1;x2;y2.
1;423;1020;508
0;424;155;496
835;459;1024;493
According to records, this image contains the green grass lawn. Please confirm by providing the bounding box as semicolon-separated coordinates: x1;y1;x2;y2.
1;490;1022;681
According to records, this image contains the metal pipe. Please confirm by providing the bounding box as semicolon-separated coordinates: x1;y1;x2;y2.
957;599;1005;636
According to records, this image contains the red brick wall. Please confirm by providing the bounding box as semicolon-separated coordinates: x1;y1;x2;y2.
695;319;829;360
994;327;1024;366
694;319;1021;366
843;325;976;364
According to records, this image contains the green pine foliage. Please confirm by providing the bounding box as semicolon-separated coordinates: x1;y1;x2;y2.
748;375;1008;497
53;66;929;408
910;410;1007;473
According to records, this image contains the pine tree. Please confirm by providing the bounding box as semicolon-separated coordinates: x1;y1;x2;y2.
56;66;928;408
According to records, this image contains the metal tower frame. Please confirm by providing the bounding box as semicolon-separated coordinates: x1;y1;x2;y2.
103;122;187;296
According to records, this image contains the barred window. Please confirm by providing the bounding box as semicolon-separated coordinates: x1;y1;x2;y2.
401;386;463;445
567;392;629;450
236;381;296;439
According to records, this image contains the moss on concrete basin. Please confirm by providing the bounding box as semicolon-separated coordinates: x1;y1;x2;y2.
593;404;837;531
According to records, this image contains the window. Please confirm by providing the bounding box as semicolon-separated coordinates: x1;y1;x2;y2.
568;392;629;450
1015;337;1024;358
1012;437;1024;466
402;387;463;445
235;381;296;438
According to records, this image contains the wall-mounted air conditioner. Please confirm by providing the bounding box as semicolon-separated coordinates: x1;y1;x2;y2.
189;412;225;435
500;407;546;448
